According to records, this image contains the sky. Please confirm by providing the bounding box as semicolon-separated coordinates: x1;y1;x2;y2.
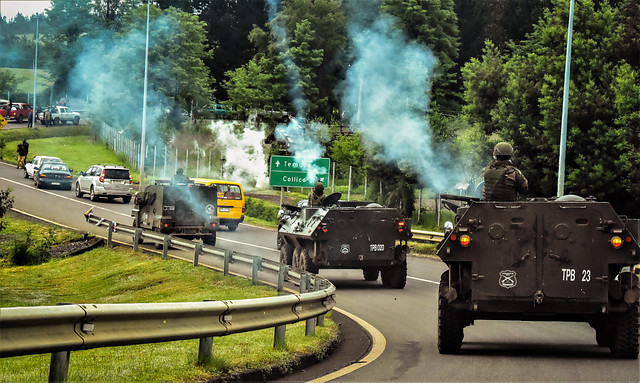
1;0;51;20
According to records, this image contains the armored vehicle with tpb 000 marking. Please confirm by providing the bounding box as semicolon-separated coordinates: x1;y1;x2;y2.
437;194;640;358
132;183;220;247
278;192;412;288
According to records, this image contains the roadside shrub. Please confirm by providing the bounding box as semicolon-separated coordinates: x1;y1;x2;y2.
245;197;279;224
8;228;51;266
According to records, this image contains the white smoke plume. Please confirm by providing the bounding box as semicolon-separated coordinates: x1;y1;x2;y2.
340;14;454;191
211;120;270;190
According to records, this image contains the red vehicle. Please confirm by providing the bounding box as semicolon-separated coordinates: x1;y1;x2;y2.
8;103;32;123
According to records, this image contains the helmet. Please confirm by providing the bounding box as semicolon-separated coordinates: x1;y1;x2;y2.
177;168;184;174
493;142;514;158
314;181;324;193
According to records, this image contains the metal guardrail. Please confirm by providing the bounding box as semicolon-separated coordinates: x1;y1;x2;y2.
0;209;336;381
411;229;444;243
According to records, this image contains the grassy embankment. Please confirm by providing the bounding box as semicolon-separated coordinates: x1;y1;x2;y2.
0;215;338;382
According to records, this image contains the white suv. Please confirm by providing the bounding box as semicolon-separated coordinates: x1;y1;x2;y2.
75;164;133;203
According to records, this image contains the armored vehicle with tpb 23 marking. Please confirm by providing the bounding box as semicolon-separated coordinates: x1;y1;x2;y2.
132;183;220;247
437;193;640;358
278;192;412;288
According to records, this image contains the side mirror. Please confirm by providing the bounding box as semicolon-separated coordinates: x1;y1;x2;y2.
78;171;85;176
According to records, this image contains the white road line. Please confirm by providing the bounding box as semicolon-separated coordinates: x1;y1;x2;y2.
408;275;439;284
217;236;279;252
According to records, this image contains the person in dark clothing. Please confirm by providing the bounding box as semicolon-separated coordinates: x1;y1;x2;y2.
170;168;191;185
27;110;33;127
22;140;29;159
482;142;528;201
16;142;26;169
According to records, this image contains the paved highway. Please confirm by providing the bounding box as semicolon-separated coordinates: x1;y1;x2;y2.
0;161;637;382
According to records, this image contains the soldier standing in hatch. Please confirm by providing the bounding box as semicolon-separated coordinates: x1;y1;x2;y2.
170;168;191;185
482;142;528;201
308;181;326;206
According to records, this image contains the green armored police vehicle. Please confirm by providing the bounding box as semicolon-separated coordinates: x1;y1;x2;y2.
131;183;220;246
437;194;640;358
278;192;412;288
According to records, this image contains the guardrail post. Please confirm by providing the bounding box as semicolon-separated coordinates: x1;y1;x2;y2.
251;257;262;285
198;336;213;364
315;279;325;327
277;265;287;293
107;222;114;247
299;273;308;293
223;250;233;276
162;235;170;260
273;324;286;349
49;350;70;383
133;229;142;251
193;243;202;266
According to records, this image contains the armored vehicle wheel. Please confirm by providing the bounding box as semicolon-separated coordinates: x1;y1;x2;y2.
228;224;238;231
363;269;379;281
202;233;217;247
438;296;464;354
610;302;639;359
300;248;319;274
292;247;303;269
381;261;407;289
280;243;293;265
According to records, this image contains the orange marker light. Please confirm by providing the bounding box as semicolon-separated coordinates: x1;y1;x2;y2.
611;236;623;249
459;235;471;247
450;234;457;241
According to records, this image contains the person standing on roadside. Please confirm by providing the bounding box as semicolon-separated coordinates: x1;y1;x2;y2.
27;109;33;128
22;140;29;161
16;142;25;169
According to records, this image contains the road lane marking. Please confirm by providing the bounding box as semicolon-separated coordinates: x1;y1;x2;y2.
408;275;439;284
0;176;130;218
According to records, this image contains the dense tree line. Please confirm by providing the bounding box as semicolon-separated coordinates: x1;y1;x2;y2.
0;0;637;215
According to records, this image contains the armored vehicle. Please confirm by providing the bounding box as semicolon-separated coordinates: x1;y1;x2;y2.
437;194;640;358
278;192;412;288
132;183;220;246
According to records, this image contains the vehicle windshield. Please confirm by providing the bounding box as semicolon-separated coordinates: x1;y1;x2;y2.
41;158;63;164
104;169;130;179
42;163;69;172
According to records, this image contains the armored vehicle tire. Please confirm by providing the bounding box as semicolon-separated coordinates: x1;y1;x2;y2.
381;261;407;289
280;243;293;265
300;248;319;274
438;296;464;354
610;302;639;359
122;196;131;204
363;269;379;281
202;234;216;247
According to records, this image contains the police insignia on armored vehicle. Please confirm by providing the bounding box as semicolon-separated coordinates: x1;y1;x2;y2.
131;182;220;247
437;193;640;358
278;192;412;288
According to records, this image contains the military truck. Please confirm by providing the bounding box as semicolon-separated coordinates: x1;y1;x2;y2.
437;194;640;358
131;183;220;246
278;192;412;288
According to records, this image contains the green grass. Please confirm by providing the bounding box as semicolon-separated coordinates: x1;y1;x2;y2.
0;240;338;382
1;67;53;95
3;133;141;183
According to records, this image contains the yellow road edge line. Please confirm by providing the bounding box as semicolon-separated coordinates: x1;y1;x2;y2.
307;306;386;383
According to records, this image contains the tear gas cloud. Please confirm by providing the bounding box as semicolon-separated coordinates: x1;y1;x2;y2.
339;14;455;191
211;121;270;189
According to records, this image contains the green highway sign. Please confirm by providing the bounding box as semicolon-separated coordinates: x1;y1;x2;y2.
269;155;330;188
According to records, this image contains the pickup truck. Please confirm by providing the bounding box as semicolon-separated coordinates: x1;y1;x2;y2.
0;103;32;123
38;106;81;125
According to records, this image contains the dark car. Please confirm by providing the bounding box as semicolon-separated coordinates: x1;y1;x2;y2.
34;162;73;190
